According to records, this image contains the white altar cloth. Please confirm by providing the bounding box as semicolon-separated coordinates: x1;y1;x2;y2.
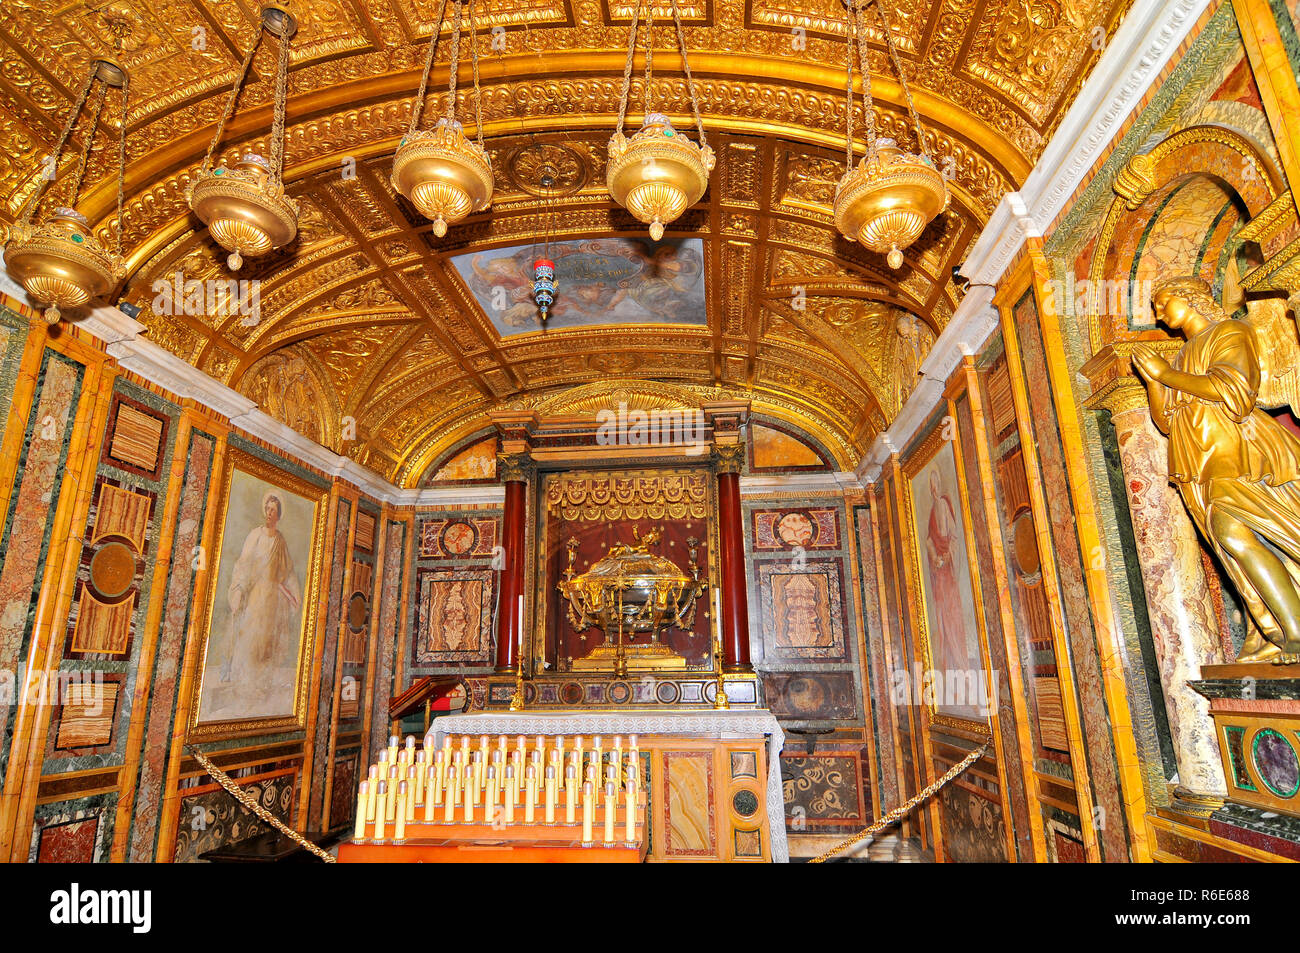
426;709;788;863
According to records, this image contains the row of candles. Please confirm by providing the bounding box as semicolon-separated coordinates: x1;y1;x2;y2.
354;733;643;847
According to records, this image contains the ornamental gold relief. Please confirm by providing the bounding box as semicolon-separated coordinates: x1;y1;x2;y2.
0;0;1127;486
82;76;1006;240
0;0;1120;227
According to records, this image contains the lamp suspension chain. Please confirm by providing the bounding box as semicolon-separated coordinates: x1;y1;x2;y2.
468;0;485;150
873;0;931;161
202;30;263;174
18;70;95;226
614;0;643;137
408;0;449;137
446;0;462;126
268;22;293;186
670;0;708;150
68;81;109;211
844;7;854;170
643;1;654;115
115;70;129;259
852;0;877;156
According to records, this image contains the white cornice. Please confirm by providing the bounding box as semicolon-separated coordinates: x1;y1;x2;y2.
859;0;1211;482
739;471;863;496
857;288;996;484
962;0;1210;288
391;485;508;507
0;275;411;503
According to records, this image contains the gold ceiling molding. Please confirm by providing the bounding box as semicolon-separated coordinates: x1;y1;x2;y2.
399;377;858;486
532;379;706;415
66;47;1029;222
120;130;964;472
0;0;1131;483
81;72;1011;278
11;0;1085;209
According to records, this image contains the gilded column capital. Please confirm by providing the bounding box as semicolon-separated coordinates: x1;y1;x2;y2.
1085;375;1151;419
712;443;744;474
496;450;531;483
1081;340;1179;420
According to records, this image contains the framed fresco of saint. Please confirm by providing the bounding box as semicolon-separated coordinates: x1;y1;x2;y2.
902;423;992;733
191;448;328;738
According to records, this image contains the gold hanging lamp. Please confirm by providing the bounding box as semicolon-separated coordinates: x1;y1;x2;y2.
833;0;947;269
2;6;133;324
391;0;493;238
607;0;715;241
186;1;299;271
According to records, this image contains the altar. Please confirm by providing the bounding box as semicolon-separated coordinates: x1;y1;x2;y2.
341;401;791;863
427;710;788;862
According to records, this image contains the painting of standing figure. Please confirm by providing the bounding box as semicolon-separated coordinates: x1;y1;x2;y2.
195;450;324;733
905;427;988;726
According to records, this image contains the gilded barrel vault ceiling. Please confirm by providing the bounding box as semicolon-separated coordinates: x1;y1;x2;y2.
0;0;1133;484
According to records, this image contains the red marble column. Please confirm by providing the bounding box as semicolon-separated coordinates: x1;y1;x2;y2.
495;460;528;673
715;446;752;671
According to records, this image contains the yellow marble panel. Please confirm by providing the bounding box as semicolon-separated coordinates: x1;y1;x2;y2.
664;751;716;856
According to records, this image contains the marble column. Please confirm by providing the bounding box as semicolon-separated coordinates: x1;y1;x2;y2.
714;444;752;672
1092;378;1227;806
494;452;528;673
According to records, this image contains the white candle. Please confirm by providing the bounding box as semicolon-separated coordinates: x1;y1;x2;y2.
354;782;368;840
505;765;516;824
365;765;378;821
374;782;387;840
395;782;408;841
545;765;556;824
565;764;577;823
525;765;537;824
581;782;594;844
604;782;616;844
625;779;637;843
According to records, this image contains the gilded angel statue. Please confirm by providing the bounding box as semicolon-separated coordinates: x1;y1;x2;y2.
1133;276;1300;663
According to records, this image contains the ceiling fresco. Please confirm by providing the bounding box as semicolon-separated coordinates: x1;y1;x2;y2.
451;237;708;335
0;0;1134;484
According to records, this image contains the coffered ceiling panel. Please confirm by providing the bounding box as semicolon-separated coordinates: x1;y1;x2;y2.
0;0;1133;483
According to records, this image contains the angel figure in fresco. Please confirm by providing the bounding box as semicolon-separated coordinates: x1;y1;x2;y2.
220;491;302;684
467;251;540;329
625;243;703;317
1133;276;1300;663
926;468;971;672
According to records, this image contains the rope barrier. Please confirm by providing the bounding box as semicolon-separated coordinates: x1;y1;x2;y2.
187;745;336;863
809;739;991;863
